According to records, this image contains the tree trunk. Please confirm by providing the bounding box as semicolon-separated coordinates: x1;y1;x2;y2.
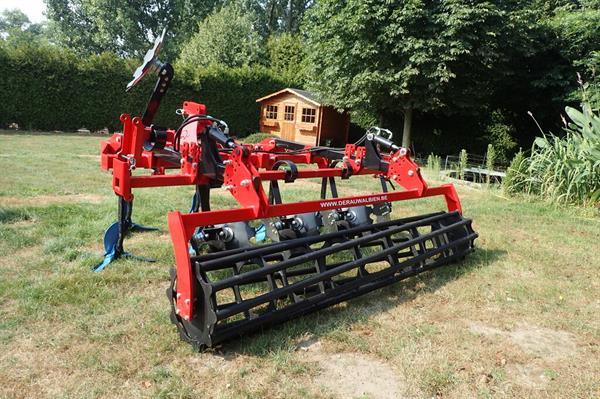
268;1;276;34
288;0;293;32
402;106;413;148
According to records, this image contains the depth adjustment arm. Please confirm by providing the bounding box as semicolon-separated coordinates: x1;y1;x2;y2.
142;63;174;126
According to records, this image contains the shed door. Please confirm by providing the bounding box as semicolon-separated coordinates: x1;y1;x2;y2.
281;103;296;141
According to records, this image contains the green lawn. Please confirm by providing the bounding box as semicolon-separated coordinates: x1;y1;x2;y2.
0;131;598;399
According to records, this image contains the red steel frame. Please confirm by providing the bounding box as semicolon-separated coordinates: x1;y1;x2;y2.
100;100;463;321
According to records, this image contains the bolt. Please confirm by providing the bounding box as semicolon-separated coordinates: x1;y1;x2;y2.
223;160;232;165
192;162;197;169
240;179;251;187
392;157;398;162
400;148;407;156
408;170;414;176
116;136;121;143
223;185;233;190
183;315;190;321
392;174;398;180
180;158;184;165
185;299;191;305
176;293;181;299
175;308;180;314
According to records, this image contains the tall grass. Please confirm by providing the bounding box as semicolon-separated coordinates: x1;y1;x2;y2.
426;153;442;174
458;149;468;180
485;144;496;185
503;102;600;206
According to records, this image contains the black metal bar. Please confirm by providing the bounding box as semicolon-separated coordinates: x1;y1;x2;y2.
196;211;451;271
210;214;466;292
214;221;474;320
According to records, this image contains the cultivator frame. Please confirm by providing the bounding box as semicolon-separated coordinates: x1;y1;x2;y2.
97;30;478;349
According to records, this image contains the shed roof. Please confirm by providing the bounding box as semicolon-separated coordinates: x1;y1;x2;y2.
256;88;321;106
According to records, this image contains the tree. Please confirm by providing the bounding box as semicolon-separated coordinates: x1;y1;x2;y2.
304;0;523;147
44;0;224;58
177;3;263;71
0;9;30;33
545;3;600;107
250;0;314;35
0;9;48;46
266;33;306;83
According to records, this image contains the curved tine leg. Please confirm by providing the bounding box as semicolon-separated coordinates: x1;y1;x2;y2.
126;199;159;232
94;197;156;272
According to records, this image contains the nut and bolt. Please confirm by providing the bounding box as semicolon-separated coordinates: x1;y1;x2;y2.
240;179;251;187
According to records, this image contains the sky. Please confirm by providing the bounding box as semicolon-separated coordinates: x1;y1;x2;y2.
0;0;47;23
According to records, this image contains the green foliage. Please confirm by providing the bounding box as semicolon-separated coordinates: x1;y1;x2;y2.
0;9;30;32
503;149;527;194
543;3;600;108
503;103;600;205
459;149;468;181
304;1;515;116
252;0;314;35
241;132;275;143
0;43;292;136
177;3;264;71
426;154;441;174
486;144;497;184
0;9;48;46
44;0;224;58
484;111;518;164
266;33;306;84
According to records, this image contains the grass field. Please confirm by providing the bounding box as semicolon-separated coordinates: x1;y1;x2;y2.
0;131;598;399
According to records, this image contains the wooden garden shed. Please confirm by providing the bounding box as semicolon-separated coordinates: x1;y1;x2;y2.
256;88;350;147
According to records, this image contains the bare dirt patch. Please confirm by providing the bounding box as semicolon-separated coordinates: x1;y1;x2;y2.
0;194;105;207
468;321;579;390
506;363;552;390
468;322;577;361
508;326;577;361
296;337;410;399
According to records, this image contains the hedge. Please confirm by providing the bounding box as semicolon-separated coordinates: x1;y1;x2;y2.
0;43;292;136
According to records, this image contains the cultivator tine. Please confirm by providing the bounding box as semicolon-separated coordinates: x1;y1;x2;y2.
93;197;157;272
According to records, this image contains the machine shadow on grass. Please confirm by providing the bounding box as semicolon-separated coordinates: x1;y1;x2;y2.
215;248;506;357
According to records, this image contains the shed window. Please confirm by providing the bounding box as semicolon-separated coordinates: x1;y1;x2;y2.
266;105;278;119
301;107;316;123
284;105;295;121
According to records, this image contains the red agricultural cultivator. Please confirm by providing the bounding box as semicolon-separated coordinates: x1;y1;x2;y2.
98;31;478;349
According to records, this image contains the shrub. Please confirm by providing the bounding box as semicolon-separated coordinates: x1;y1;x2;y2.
240;132;275;144
485;144;496;184
459;149;468;180
426;153;441;173
176;3;264;72
503;148;527;194
0;43;293;135
503;103;600;206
